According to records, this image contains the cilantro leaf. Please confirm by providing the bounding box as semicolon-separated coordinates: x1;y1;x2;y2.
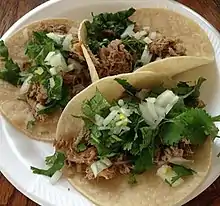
0;40;9;59
37;100;59;115
122;36;146;62
86;8;136;54
128;173;137;185
173;77;206;107
171;164;196;185
0;59;21;86
26;120;36;130
133;148;154;174
76;143;87;152
115;78;138;96
25;32;57;65
139;127;159;151
47;75;63;100
82;89;111;118
162;108;219;145
31;152;65;177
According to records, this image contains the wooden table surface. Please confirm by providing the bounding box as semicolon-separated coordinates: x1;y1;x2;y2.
0;0;220;205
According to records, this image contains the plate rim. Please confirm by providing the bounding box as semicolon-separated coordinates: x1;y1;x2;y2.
1;0;220;206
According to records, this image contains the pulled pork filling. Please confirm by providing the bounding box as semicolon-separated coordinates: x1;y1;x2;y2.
54;139;132;180
154;139;194;166
21;27;91;120
149;37;186;59
92;40;133;78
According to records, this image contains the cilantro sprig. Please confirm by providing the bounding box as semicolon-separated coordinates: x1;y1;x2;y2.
31;151;65;177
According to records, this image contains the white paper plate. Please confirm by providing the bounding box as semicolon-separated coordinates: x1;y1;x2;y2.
0;0;220;206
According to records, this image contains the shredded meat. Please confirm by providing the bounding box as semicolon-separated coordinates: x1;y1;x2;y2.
154;139;194;166
27;83;48;105
85;162;132;180
66;146;97;165
149;37;186;59
21;62;31;71
44;24;68;35
93;39;133;78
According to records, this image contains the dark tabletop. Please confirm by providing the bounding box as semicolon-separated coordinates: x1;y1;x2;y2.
0;0;220;205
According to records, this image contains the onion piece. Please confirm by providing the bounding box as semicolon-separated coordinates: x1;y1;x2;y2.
156;165;184;187
144;36;153;44
34;67;44;75
156;90;177;108
45;51;67;71
90;158;112;178
46;33;65;45
168;157;194;166
140;45;153;65
121;24;135;38
49;67;57;76
50;170;63;185
20;75;33;95
62;34;73;51
49;77;55;88
149;32;157;40
133;30;147;40
103;110;118;126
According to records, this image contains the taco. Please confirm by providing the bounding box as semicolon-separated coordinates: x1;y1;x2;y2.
0;19;91;141
78;8;214;81
31;71;220;206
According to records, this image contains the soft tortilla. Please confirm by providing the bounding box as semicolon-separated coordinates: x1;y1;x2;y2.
78;8;214;81
0;19;83;142
56;71;212;206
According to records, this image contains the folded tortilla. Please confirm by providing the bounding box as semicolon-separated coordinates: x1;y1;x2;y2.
0;19;90;142
56;71;212;206
79;8;214;82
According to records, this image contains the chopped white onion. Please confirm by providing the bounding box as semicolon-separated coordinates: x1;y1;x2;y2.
45;51;67;71
156;165;184;187
49;77;55;88
50;170;63;185
118;99;124;106
140;45;153;65
139;102;155;126
34;67;44;75
103;110;118;126
20;75;33;95
95;114;105;126
62;34;73;51
144;36;153;44
149;32;157;40
49;67;57;76
36;103;46;112
90;158;112;178
156;90;178;108
133;30;147;40
46;33;65;45
169;157;194;166
140;90;179;127
143;26;150;32
121;24;135;39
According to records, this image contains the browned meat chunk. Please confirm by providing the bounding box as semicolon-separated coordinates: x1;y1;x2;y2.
27;83;48;105
85;165;118;180
149;37;186;58
93;39;133;78
154;139;194;166
66;146;97;165
21;62;31;71
45;25;68;35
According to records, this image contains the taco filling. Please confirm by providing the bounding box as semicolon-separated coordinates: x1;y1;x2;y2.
84;8;186;78
0;26;91;128
31;77;220;187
